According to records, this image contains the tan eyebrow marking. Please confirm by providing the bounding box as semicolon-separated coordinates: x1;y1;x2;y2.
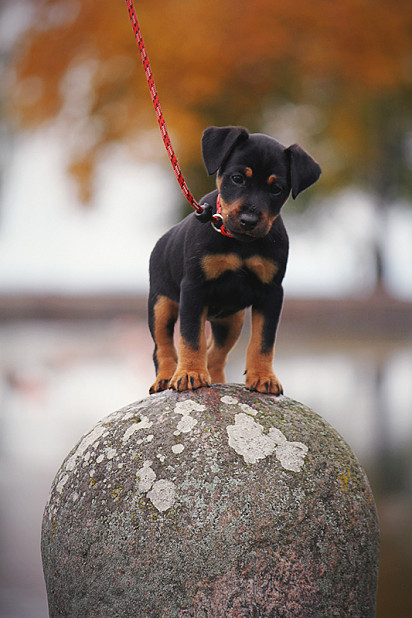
267;174;277;184
244;167;253;178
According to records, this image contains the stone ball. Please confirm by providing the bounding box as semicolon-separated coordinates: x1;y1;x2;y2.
42;384;379;617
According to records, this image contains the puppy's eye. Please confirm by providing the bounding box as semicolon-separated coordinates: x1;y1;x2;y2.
270;184;283;196
231;174;245;186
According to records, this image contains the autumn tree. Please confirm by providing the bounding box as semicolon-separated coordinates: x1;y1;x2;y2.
3;0;412;289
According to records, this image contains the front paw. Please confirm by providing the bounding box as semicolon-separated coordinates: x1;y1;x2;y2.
169;369;211;391
245;371;283;395
149;376;172;394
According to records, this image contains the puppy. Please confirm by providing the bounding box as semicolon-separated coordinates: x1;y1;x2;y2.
148;126;321;394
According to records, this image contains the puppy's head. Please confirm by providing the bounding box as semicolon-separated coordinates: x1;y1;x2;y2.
202;126;321;241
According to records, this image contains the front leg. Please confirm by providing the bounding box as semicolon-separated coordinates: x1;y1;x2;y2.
148;295;179;394
169;283;211;391
245;285;284;395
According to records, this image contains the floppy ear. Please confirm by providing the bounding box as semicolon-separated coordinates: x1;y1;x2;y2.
202;126;249;175
287;144;321;199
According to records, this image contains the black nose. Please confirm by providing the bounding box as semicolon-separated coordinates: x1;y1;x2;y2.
239;212;259;230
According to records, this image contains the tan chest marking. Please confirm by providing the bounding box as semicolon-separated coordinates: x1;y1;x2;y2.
202;253;278;283
202;253;243;280
245;256;278;284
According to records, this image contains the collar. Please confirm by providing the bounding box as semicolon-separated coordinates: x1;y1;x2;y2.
211;194;234;238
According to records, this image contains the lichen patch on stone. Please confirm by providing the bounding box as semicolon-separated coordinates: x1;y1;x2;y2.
174;399;204;433
56;474;69;495
136;461;177;512
239;403;257;416
221;396;257;417
275;441;308;472
176;415;198;433
268;427;286;444
221;395;239;405
175;400;206;414
122;415;153;442
147;479;177;512
227;413;275;464
137;461;156;493
227;413;308;471
65;424;107;472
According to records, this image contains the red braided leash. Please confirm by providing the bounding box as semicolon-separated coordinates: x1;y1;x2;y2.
125;0;205;215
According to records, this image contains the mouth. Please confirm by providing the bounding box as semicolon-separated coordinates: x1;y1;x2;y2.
227;227;268;242
225;218;270;242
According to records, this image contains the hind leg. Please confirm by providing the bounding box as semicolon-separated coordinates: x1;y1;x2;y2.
149;295;179;394
207;311;245;383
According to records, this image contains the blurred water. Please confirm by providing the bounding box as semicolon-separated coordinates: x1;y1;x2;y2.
0;317;411;617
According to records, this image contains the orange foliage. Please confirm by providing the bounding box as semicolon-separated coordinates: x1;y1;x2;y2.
6;0;412;200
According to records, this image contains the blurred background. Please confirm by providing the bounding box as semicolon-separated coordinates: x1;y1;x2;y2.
0;0;411;615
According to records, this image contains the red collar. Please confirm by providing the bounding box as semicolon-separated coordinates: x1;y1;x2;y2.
211;194;234;238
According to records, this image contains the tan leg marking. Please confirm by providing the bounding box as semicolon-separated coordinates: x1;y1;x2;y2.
149;296;179;394
207;311;245;383
245;310;283;395
169;308;211;391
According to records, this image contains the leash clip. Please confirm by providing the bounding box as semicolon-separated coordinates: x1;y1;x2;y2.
195;202;213;222
196;195;234;237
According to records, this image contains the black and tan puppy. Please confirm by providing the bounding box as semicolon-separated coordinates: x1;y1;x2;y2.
148;126;321;394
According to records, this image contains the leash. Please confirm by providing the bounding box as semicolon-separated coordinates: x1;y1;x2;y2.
124;0;222;227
